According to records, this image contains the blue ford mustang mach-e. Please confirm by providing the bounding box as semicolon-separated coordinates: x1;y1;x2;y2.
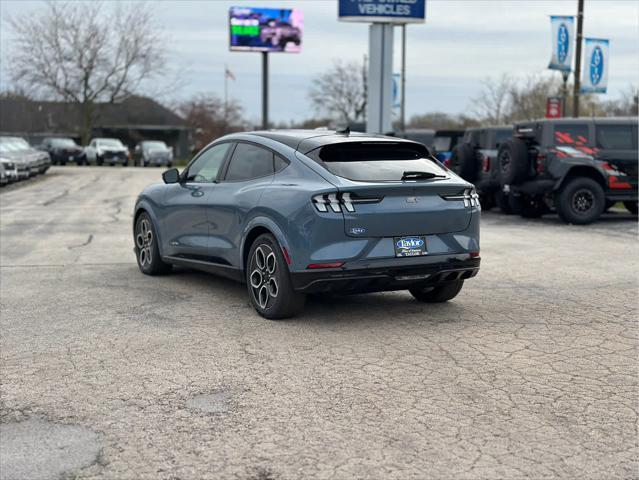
133;130;480;319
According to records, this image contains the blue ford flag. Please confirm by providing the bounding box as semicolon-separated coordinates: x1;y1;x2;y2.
548;16;574;72
581;38;609;94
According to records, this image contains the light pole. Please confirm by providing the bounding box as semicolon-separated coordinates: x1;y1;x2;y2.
400;24;406;133
572;0;584;117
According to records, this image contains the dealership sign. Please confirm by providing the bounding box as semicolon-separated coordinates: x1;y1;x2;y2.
548;15;574;72
338;0;426;24
580;38;609;94
229;7;303;53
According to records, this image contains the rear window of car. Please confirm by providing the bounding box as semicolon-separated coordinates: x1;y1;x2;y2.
433;136;452;152
553;124;590;146
51;138;76;147
313;142;446;182
596;124;635;149
494;129;513;147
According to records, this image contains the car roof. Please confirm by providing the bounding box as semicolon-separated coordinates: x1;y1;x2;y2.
248;129;423;154
465;125;512;132
515;117;637;126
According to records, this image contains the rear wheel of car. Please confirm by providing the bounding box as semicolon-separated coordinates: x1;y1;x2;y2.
135;212;172;275
624;201;638;215
508;194;546;218
450;143;478;182
555;177;605;225
498;138;529;185
409;280;464;303
495;190;513;214
246;234;305;319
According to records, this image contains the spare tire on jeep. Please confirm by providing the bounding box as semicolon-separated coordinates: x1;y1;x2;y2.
497;138;529;185
450;143;478;182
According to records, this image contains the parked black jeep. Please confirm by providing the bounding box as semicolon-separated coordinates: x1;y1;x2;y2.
495;118;637;224
450;126;513;211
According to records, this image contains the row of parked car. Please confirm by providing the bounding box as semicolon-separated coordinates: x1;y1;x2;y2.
0;136;52;186
39;137;175;168
403;117;638;225
0;135;175;186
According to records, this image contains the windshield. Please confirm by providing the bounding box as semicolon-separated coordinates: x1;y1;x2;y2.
51;138;77;147
0;138;30;152
143;141;167;150
315;143;447;182
97;139;124;147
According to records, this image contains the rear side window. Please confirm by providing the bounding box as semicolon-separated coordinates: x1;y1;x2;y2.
313;142;446;182
554;124;590;146
224;143;274;181
596;124;635;149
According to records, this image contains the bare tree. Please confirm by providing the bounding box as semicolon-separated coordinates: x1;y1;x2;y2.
177;93;247;153
6;1;167;143
469;74;514;125
308;59;367;124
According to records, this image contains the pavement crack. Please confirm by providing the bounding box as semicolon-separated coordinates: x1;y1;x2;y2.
68;234;94;250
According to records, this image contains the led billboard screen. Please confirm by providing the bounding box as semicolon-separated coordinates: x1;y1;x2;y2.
229;7;303;53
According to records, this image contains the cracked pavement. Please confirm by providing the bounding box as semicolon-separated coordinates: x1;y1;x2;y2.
1;167;637;479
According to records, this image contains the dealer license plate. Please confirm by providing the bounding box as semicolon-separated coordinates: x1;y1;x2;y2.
394;236;427;257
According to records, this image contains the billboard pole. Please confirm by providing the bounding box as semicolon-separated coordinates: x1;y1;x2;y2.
573;0;584;117
262;52;269;130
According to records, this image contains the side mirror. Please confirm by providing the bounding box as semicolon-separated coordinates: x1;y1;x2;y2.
162;168;180;184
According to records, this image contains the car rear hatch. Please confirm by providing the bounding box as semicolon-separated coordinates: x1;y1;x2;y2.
307;141;474;237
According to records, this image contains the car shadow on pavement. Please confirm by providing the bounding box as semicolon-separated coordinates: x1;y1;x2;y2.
167;266;468;325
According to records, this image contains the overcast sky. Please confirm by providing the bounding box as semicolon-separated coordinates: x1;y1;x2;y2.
1;0;638;124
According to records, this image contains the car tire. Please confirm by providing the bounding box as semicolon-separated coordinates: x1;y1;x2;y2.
96;156;103;166
555;177;605;225
508;194;546;218
134;212;172;275
123;160;129;167
409;280;464;303
450;143;478;182
624;201;638;215
495;190;513;214
167;162;172;168
246;233;305;319
498;138;529;185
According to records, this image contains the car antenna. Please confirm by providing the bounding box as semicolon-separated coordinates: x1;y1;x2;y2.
336;125;350;136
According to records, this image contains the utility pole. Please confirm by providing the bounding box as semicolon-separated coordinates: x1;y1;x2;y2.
572;0;584;117
400;24;407;133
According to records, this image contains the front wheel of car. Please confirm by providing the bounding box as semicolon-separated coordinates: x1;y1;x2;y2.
409;280;464;303
246;234;305;319
555;177;605;225
135;212;172;275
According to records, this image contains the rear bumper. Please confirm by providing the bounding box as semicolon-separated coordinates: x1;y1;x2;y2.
290;255;480;294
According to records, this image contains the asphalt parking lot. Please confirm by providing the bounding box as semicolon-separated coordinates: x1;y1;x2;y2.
1;167;637;479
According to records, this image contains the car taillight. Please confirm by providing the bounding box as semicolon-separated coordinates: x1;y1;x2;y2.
482;155;490;172
312;192;382;213
536;154;546;173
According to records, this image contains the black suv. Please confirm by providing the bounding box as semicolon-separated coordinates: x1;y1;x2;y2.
450;126;513;211
495;118;637;224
